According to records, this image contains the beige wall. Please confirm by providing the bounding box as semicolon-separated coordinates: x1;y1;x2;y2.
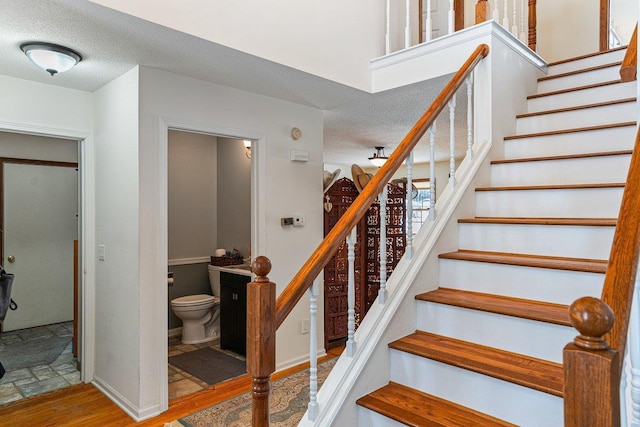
217;138;251;259
0;132;78;162
168;130;218;261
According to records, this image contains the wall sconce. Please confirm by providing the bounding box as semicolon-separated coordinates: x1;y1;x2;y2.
368;146;389;167
20;42;82;76
243;140;252;159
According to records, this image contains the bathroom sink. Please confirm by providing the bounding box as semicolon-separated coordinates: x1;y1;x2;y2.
225;264;252;272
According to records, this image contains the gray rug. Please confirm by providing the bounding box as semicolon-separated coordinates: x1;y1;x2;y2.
169;347;246;385
0;335;71;370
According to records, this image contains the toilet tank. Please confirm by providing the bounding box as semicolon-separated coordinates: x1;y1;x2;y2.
207;264;220;297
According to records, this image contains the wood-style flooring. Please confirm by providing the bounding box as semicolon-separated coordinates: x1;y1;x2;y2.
0;347;343;426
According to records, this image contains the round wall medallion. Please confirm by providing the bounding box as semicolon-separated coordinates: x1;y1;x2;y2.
291;127;302;140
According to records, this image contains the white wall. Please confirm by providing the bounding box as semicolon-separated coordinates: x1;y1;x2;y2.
92;67;145;415
168;130;218;261
90;0;388;91
138;66;325;405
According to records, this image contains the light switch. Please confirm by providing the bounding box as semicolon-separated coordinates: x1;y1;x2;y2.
98;244;105;261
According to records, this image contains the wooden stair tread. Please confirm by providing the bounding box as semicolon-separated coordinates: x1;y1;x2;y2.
416;288;571;326
475;182;624;192
458;217;617;226
516;97;636;119
528;79;625;99
356;382;517;427
538;61;622;82
438;250;607;273
491;150;632;165
389;331;564;396
546;46;627;66
504;121;636;140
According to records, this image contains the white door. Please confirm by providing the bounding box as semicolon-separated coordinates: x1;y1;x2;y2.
3;163;78;331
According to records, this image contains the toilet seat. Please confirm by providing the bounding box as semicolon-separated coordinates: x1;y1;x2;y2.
171;294;219;307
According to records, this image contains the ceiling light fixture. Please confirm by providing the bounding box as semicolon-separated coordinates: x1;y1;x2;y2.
368;146;389;167
20;42;82;76
243;140;252;159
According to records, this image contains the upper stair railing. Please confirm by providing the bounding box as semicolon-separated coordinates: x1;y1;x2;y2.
620;23;637;82
246;43;490;426
563;126;640;424
387;0;536;54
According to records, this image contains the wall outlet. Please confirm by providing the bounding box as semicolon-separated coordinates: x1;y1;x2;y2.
301;319;309;334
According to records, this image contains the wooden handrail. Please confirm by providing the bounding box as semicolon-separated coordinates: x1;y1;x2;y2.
564;125;640;424
620;23;638;82
273;44;489;328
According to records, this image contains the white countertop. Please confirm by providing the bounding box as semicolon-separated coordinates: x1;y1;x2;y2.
209;264;253;277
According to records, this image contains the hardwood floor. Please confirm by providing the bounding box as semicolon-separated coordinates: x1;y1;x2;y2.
0;347;343;426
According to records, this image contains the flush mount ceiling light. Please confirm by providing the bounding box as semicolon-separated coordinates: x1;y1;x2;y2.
20;42;82;76
368;146;389;167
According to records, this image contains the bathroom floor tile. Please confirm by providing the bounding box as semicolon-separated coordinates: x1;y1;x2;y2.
30;365;59;381
0;368;34;384
18;376;69;398
168;378;203;400
62;371;81;385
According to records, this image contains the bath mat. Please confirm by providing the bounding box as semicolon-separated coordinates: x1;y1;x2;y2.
0;335;71;370
177;357;336;426
169;347;246;385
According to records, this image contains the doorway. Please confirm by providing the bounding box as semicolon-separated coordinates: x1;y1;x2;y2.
0;131;82;403
166;129;252;400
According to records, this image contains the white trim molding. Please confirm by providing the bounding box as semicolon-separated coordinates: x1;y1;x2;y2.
168;257;210;266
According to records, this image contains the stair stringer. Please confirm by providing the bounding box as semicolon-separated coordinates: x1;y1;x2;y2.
299;140;493;426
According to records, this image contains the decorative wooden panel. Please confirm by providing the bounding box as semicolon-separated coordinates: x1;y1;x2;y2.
323;178;406;349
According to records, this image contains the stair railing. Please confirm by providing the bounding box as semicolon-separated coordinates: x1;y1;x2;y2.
246;43;490;426
620;23;637;82
564;125;640;426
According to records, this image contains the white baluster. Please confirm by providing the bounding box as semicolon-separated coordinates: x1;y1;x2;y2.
511;0;518;36
378;185;388;304
405;0;411;48
307;281;319;420
630;278;640;425
492;0;500;21
385;0;391;54
448;0;454;34
466;75;473;160
429;123;436;221
425;0;433;42
448;95;456;188
622;348;629;427
405;151;414;258
503;0;509;30
519;0;526;43
346;228;357;356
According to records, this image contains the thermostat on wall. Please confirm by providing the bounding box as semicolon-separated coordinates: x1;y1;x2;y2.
290;149;309;162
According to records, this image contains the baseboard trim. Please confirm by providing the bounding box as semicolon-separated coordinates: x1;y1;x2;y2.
92;375;161;422
168;327;182;338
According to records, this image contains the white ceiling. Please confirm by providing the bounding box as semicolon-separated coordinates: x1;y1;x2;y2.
0;0;462;167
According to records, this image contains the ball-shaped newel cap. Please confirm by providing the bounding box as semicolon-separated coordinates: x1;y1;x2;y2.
252;256;272;278
569;296;614;350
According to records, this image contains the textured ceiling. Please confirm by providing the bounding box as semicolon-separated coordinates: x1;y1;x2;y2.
0;0;467;167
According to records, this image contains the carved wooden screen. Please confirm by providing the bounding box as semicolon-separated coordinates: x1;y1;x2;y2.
364;183;407;312
323;178;365;349
323;178;407;349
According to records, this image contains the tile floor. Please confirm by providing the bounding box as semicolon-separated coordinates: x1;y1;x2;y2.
168;335;246;400
0;321;79;405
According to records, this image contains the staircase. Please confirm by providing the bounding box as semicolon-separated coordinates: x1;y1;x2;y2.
356;47;636;426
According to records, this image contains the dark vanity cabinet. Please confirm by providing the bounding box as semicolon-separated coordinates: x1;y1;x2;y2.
220;272;249;356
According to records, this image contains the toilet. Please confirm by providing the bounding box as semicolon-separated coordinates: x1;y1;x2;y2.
170;265;221;344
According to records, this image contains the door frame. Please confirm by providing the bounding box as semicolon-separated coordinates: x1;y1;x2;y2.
157;116;265;410
0;122;95;384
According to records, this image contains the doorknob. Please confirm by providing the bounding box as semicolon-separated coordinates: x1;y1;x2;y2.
7;255;15;263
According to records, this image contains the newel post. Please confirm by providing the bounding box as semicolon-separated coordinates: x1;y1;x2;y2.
563;297;620;427
247;256;276;427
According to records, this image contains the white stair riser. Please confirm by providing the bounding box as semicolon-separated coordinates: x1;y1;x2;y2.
416;302;574;363
516;102;636;134
475;187;624;218
547;50;625;76
389;350;563;427
439;258;604;304
357;407;406;427
504;126;636;159
537;65;621;93
490;154;631;186
458;223;615;259
527;81;636;113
